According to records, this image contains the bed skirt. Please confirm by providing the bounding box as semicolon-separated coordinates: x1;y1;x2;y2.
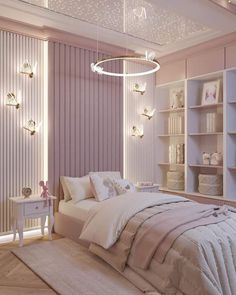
54;212;89;247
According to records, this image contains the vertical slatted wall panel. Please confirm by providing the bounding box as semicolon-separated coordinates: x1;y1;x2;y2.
0;30;44;234
124;61;155;183
48;42;123;201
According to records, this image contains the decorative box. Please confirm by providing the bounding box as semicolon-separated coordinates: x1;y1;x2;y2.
198;174;223;196
135;184;159;193
167;171;184;190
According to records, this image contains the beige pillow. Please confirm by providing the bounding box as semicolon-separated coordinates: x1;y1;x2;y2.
113;179;136;195
60;176;71;202
61;176;93;203
89;173;117;202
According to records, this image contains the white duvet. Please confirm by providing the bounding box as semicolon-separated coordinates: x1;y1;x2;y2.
79;192;187;248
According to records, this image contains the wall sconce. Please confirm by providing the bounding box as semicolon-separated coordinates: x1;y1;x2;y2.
132;126;144;138
23;119;37;135
6;92;20;109
141;108;156;120
133;82;146;95
20;61;36;78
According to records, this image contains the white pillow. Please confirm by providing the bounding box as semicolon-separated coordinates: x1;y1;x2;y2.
89;173;117;202
113;179;136;195
61;176;93;203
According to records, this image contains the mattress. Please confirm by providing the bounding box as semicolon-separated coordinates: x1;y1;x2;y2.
59;198;98;222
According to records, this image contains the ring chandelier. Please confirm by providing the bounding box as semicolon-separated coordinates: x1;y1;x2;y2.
91;54;160;77
91;1;160;77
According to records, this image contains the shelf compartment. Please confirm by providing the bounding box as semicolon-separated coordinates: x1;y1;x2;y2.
189;103;223;110
187;191;223;200
159;187;185;195
189;132;223;136
189;164;223;169
158;134;185;137
158;108;185;113
158;163;185;167
228;167;236;170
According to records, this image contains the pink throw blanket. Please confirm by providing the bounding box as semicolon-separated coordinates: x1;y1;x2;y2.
132;203;233;269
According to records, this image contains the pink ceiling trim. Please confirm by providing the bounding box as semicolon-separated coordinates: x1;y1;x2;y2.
209;0;236;14
0;16;128;55
158;31;236;64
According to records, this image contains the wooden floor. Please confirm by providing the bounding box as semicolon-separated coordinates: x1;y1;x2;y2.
0;233;62;295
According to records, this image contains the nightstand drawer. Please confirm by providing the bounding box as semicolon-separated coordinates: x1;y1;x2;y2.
24;202;49;216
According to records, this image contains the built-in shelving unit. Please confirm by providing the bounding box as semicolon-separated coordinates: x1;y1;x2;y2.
158;134;184;137
189;103;223;110
155;69;236;202
189;132;223;136
158;163;184;167
189;164;223;169
158;107;185;113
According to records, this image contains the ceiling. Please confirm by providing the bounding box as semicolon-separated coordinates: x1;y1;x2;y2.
1;0;236;56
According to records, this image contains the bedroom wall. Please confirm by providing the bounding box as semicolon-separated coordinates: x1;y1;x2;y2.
124;62;155;183
0;30;45;234
48;41;123;199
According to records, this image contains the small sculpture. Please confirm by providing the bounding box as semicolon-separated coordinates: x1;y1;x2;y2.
39;181;51;206
22;187;32;199
202;152;210;165
210;152;223;166
132;126;144;138
133;82;147;95
141;108;156;120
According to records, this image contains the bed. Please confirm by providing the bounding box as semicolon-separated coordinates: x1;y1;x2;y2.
54;199;97;246
79;192;236;295
54;172;121;245
54;172;236;295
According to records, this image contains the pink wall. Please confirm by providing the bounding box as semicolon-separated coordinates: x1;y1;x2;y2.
48;41;123;198
156;32;236;84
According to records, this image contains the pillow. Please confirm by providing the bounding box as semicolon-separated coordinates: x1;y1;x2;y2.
89;173;117;202
113;179;136;195
60;175;93;203
60;176;71;202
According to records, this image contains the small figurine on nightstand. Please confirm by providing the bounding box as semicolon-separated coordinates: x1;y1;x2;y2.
39;181;51;207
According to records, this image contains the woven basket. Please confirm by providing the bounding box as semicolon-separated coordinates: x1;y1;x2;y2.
198;174;223;196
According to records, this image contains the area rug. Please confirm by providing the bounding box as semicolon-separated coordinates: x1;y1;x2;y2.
12;238;143;295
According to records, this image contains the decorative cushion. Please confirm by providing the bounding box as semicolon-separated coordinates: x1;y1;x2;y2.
60;176;71;201
89;173;117;202
61;175;93;203
113;179;136;195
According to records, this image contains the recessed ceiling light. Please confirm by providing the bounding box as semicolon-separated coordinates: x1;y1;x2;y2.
228;0;236;4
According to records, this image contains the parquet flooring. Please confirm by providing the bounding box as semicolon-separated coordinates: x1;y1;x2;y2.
0;234;61;295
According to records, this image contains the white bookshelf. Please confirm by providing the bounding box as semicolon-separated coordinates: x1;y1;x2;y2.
155;69;236;201
155;80;186;191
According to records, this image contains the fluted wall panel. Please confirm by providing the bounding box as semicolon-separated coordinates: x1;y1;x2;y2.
124;61;155;183
0;30;45;234
48;42;123;201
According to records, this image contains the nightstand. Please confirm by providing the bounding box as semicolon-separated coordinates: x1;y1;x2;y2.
9;195;56;247
135;184;159;193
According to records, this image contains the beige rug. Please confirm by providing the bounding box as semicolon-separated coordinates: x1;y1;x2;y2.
12;238;143;295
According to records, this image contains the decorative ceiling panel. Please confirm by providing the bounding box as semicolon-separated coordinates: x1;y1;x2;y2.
19;0;211;46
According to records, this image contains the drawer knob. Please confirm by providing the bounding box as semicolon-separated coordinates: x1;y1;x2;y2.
35;206;39;209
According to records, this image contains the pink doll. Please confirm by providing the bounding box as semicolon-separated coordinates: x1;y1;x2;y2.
39;180;51;207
